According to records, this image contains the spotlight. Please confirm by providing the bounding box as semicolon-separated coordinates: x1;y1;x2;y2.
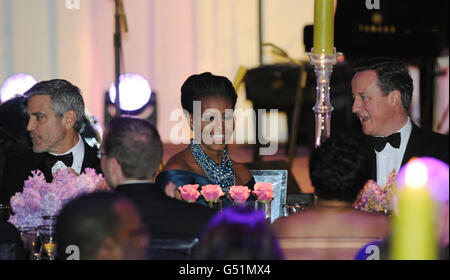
0;73;37;103
105;73;156;125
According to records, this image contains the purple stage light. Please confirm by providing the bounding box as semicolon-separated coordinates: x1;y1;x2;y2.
0;73;37;102
108;73;152;112
396;157;449;203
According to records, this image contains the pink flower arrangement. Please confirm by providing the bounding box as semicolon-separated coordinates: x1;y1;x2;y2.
178;184;201;203
252;182;275;203
229;186;251;204
353;170;397;214
8;168;104;228
200;185;225;203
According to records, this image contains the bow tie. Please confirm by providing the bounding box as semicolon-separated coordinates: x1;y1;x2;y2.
370;133;401;152
45;153;73;169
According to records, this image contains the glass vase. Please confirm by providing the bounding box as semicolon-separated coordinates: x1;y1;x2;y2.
255;200;272;222
208;200;223;211
18;227;38;260
42;215;58;227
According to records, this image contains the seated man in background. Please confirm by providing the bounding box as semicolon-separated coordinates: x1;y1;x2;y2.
273;131;390;260
56;192;148;260
101;117;216;239
351;57;449;186
0;79;101;204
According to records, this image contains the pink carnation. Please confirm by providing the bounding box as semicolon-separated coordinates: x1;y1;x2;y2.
201;185;225;202
9;167;104;228
41;193;62;216
75;173;96;195
252;182;275;202
23;170;46;189
229;186;251;204
178;184;201;203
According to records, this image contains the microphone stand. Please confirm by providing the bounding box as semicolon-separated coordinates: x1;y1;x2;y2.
113;0;125;117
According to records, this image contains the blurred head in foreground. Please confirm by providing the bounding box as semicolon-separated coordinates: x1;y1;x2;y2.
56;191;149;260
195;206;283;260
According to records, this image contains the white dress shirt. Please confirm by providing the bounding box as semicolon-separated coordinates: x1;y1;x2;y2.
376;118;412;186
49;134;85;174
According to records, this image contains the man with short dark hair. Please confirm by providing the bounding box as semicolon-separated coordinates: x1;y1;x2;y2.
101;117;216;239
0;79;101;204
56;192;148;260
351;57;449;185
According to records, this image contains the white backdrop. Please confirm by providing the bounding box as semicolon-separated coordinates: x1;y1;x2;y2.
1;0;447;141
0;0;315;142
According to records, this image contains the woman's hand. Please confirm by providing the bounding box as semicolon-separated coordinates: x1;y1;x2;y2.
164;181;182;200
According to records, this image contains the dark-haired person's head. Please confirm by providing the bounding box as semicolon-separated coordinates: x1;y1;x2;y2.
351;57;412;137
195;206;283;260
56;192;149;260
181;72;237;115
101;117;162;187
0;96;32;153
181;72;237;151
24;79;85;153
309;132;370;203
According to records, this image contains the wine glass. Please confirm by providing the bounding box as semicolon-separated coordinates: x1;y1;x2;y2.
18;227;38;260
38;225;57;260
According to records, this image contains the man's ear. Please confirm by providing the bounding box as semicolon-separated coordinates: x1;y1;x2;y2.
104;156;122;185
62;110;77;130
388;90;402;108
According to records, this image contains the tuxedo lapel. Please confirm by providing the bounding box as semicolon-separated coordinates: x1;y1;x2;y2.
401;123;420;167
39;155;54;182
363;135;377;180
80;140;101;174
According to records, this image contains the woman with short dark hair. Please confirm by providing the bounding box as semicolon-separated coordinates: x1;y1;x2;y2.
156;72;255;207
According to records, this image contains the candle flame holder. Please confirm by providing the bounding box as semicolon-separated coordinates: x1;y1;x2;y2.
307;48;342;147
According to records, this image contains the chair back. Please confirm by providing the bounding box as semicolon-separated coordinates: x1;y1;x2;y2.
279;236;382;260
147;237;199;260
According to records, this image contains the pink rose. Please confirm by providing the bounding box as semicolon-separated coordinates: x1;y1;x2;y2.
201;185;224;202
252;182;275;202
178;184;201;203
229;186;251;204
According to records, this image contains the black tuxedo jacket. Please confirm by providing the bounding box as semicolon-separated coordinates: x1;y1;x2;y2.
0;139;101;204
367;122;449;181
115;182;217;239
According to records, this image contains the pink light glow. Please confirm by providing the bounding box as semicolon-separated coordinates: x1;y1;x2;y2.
397;157;449;203
0;73;37;102
108;73;152;111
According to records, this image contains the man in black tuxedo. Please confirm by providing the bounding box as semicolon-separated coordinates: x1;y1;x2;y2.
0;79;101;204
351;57;449;186
101;117;216;239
